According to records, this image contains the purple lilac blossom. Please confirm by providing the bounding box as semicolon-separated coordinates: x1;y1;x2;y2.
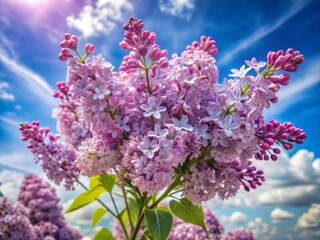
21;16;306;206
0;197;36;240
18;173;82;240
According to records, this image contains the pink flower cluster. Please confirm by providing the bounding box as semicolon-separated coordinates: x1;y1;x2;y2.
20;17;306;205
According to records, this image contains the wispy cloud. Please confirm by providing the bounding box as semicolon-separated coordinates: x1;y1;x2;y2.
219;0;310;65
0;82;14;100
0;116;19;127
66;0;133;38
159;0;195;20
0;47;56;107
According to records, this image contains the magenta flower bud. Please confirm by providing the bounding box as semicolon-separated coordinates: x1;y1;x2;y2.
271;154;278;161
283;142;293;150
119;41;129;50
292;54;304;64
265;138;274;145
270;96;278;103
58;53;68;61
264;155;269;160
261;143;270;150
68;39;77;49
273;148;281;154
281;133;289;139
61;48;71;55
71;34;78;42
274;56;284;68
84;44;95;55
64;33;71;40
60;40;68;48
286;48;294;55
283;63;295;72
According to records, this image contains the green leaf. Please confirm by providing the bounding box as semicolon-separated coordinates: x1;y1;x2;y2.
169;198;206;231
120;198;139;225
145;208;173;240
94;227;114;240
100;173;117;193
64;188;105;214
91;208;108;230
90;176;102;190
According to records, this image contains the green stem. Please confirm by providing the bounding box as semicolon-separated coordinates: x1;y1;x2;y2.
110;192;130;239
73;49;84;62
74;178;117;218
122;186;134;230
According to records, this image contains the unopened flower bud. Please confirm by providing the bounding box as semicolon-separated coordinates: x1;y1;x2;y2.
84;44;95;55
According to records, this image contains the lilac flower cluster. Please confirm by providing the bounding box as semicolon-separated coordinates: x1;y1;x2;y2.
20;17;306;206
0;197;36;240
20;122;79;190
52;81;91;148
168;208;224;240
221;229;254;240
18;173;82;240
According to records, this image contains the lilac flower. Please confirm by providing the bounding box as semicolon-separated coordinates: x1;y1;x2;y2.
141;96;166;119
226;86;248;109
115;115;131;132
147;124;169;138
212;129;228;147
173;115;193;131
245;57;266;73
229;65;251;78
218;115;240;137
93;86;110;100
184;73;198;84
203;107;222;122
194;124;211;146
137;136;160;158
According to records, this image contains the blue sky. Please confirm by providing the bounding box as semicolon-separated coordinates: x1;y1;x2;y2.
0;0;319;239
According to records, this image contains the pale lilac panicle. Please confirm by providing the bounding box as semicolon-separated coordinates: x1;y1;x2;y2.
76;137;121;176
19;122;79;190
222;229;255;240
168;208;224;240
18;173;82;240
0;197;36;240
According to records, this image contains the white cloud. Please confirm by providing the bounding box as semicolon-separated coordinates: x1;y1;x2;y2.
229;211;248;224
66;0;133;38
296;204;320;229
0;81;14;100
0;169;24;200
0;48;56;107
219;0;310;65
247;217;269;239
159;0;195;19
270;208;294;220
0;152;41;173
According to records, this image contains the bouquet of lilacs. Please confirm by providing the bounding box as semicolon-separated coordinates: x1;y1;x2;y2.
20;17;306;239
